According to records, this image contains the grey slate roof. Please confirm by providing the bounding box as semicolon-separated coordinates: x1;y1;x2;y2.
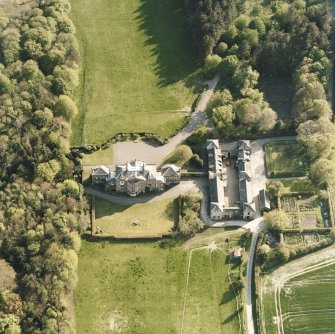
92;165;110;175
161;164;180;176
206;139;220;150
210;202;223;214
209;175;225;205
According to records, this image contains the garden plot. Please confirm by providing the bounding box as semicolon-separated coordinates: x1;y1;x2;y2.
280;195;327;229
264;141;306;178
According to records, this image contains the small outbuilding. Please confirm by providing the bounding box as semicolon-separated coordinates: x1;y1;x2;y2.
259;189;271;214
232;247;244;259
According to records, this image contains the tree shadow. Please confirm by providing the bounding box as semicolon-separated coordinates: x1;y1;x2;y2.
220;286;235;305
133;0;200;88
222;310;239;324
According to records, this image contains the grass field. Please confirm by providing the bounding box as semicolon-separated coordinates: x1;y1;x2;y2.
280;264;335;333
75;230;245;334
182;248;242;334
94;197;176;237
70;0;200;145
264;141;306;178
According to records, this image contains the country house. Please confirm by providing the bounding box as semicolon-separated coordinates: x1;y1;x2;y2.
91;160;181;197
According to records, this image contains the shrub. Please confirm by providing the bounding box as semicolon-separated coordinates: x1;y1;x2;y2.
204;54;222;73
216;42;228;57
264;210;290;232
191;154;204;168
164;145;193;167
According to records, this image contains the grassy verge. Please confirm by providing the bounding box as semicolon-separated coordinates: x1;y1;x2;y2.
264;141;306;178
70;0;200;145
75;230;246;334
94;197;176;237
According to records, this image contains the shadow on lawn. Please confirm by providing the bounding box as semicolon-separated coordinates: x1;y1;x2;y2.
220;286;235;305
222;310;239;324
134;0;200;88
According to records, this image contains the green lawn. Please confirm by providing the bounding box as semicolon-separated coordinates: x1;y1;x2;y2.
76;231;245;334
280;179;314;194
94;197;176;237
264;141;306;178
70;0;200;145
82;146;114;166
281;264;335;333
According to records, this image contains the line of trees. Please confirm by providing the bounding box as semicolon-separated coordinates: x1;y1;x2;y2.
0;1;86;333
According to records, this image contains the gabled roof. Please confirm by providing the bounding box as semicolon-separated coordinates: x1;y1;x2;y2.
243;202;256;214
238;140;251;151
210;202;223;213
161;164;180;176
206;139;220;150
92;165;110;175
239;171;251;182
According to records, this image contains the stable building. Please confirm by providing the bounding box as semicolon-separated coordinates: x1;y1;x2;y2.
207;139;256;221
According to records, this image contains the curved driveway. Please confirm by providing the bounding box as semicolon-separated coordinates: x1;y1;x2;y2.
112;74;221;166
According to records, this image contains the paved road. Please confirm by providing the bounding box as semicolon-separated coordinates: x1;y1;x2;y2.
113;74;221;166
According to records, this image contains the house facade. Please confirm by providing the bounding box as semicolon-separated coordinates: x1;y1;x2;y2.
91;165;110;184
91;160;180;197
207;139;257;221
